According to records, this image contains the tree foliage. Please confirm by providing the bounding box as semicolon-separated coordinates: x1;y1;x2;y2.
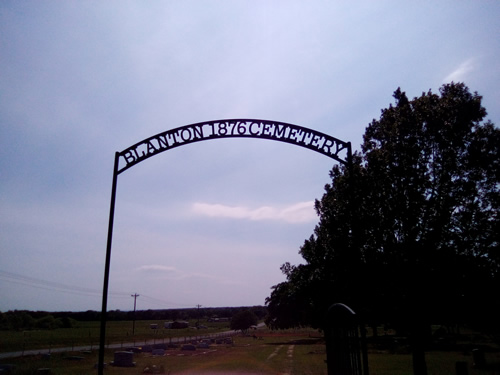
230;310;258;333
0;311;78;330
266;83;499;339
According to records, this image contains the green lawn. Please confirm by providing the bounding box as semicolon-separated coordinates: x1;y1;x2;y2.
0;320;231;353
2;331;325;375
1;325;499;375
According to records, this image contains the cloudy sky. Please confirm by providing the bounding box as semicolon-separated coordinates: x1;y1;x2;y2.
1;1;499;312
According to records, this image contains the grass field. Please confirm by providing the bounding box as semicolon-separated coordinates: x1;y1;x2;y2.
0;320;232;353
1;324;499;374
1;329;327;375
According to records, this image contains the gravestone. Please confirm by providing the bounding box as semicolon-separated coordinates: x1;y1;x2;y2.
472;348;486;368
455;361;468;375
112;351;135;367
325;303;368;375
152;348;166;356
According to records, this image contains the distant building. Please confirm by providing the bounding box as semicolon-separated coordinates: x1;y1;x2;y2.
164;321;189;329
207;316;229;323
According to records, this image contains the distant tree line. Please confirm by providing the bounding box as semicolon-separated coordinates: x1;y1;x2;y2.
0;306;267;331
0;310;77;331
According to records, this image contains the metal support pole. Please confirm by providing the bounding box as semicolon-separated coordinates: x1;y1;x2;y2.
98;152;120;375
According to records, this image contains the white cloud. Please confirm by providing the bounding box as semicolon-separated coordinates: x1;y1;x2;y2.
137;265;177;273
443;59;475;83
191;201;317;223
137;265;222;282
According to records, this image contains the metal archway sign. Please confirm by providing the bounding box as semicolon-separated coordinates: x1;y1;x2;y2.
98;119;351;374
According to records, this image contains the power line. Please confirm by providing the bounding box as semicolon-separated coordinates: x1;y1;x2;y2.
0;269;194;309
0;269;129;298
139;294;193;309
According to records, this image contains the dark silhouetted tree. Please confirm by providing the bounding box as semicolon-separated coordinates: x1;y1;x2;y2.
230;310;258;334
266;83;499;375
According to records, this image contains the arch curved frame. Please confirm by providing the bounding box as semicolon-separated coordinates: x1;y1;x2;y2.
117;119;351;174
98;119;351;374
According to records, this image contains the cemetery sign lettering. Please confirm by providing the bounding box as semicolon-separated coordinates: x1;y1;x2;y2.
118;119;351;174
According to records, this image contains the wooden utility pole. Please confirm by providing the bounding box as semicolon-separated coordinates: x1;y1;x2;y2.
196;304;202;326
131;293;139;335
